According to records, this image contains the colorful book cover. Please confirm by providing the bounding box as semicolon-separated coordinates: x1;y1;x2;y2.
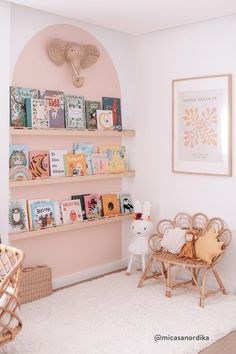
96;110;113;130
53;201;63;226
64;95;86;129
9;166;32;181
61;200;83;224
64;154;87;177
26;98;49;128
49;149;67;177
98;145;128;173
30;200;55;230
38;89;65;128
71;194;89;220
10;87;37;127
9;199;29;233
29;151;50;178
91;154;108;174
119;193;134;214
9;144;29;169
85;101;101;129
84;194;102;219
73;143;93;176
27;199;50;230
101;194;121;217
102;97;122;131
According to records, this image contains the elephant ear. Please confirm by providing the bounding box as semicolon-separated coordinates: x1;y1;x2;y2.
80;44;100;69
47;38;67;66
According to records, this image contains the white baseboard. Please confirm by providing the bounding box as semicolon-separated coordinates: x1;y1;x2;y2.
52;258;128;290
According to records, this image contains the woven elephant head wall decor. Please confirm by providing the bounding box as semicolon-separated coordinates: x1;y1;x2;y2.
47;39;100;88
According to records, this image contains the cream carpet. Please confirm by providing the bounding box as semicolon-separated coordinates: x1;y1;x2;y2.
1;271;236;354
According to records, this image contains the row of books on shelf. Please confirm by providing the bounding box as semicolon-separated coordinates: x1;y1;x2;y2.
10;87;122;131
9;144;128;180
9;193;134;234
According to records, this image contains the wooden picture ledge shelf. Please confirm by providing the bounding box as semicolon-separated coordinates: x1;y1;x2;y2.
10;170;135;187
10;213;133;241
10;127;135;137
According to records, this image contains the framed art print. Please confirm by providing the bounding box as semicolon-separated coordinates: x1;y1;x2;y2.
172;74;232;176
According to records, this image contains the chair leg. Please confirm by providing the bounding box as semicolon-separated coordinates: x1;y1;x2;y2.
137;255;154;288
126;254;134;275
166;263;172;298
199;269;208;308
141;255;146;272
212;269;228;295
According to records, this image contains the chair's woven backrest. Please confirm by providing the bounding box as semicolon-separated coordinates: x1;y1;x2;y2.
0;245;24;346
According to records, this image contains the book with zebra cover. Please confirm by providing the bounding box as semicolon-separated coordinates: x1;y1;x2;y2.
38;89;65;128
10;86;37;127
64;95;86;130
29;151;50;178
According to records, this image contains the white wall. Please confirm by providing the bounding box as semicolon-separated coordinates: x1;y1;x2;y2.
127;15;236;292
0;0;11;244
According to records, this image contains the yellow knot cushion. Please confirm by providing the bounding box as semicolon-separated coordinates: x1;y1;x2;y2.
195;228;224;264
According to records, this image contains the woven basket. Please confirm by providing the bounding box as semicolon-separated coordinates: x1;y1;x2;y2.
19;265;52;304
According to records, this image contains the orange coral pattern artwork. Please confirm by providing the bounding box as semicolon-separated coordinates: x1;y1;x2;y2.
183;107;217;148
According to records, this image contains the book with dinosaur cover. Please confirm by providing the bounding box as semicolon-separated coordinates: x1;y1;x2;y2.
91;154;108;174
61;200;83;224
64;154;87;177
9;144;29;169
29;151;50;178
30;200;55;230
9;199;29;233
102;97;122;131
84;194;102;219
73;143;93;175
64;95;86;129
85;101;101;129
49;150;67;177
38;89;65;128
96;110;113;130
10;86;37;127
26;98;49;128
71;194;89;220
119;193;134;214
101;194;120;217
98;145;128;173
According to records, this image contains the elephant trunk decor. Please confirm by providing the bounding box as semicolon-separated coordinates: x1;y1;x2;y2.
47;39;100;88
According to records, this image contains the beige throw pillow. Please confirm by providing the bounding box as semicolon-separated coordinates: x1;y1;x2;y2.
195;228;224;264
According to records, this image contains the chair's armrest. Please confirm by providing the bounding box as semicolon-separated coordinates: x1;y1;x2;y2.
148;233;163;252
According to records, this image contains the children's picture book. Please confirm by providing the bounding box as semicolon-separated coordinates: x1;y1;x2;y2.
29;151;50;178
27;199;50;230
64;95;86;130
91;154;108;174
49;149;67;177
38;89;65;128
101;194;121;217
71;194;89;220
10;86;37;127
84;194;102;219
53;201;63;226
9;144;29;169
98;145;128;173
9;166;32;181
85;101;101;129
96;110;113;130
30;200;55;230
102;97;122;131
26;98;49;128
61;200;83;224
9;199;29;233
73;143;93;175
120;193;134;214
64;154;87;177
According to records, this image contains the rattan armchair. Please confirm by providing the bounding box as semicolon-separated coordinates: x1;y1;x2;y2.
0;245;24;346
138;213;232;307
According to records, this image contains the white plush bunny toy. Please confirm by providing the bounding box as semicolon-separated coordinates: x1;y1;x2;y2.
126;200;154;275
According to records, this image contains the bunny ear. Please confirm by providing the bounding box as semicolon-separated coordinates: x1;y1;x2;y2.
142;201;151;220
134;200;142;214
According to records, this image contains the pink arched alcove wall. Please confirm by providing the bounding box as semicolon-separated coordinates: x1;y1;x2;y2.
11;24;123;279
